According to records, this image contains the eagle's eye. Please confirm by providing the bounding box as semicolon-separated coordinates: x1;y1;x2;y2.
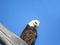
35;22;37;24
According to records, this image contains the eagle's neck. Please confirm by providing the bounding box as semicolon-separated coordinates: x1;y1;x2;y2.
28;22;34;27
25;25;35;30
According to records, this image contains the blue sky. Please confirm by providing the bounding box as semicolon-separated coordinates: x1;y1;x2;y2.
0;0;60;45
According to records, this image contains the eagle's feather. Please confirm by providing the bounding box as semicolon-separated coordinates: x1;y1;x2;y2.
20;25;37;45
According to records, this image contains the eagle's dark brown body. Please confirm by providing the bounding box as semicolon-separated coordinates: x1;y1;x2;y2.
20;25;37;45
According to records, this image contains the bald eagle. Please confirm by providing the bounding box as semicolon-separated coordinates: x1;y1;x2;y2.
20;20;40;45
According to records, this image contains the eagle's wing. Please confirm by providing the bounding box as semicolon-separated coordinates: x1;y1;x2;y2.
20;26;37;45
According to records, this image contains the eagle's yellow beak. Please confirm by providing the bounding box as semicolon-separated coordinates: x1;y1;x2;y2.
35;24;39;27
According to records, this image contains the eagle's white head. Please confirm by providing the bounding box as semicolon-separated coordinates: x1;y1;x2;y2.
28;20;40;28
